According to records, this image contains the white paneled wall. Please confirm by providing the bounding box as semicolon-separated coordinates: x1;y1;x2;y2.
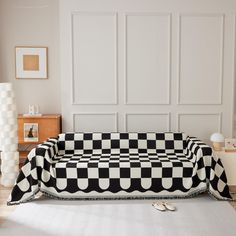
125;13;171;105
72;12;117;105
125;113;170;132
74;113;118;132
60;0;236;142
178;14;224;105
177;113;222;138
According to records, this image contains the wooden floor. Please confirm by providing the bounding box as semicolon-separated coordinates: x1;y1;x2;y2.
0;185;236;225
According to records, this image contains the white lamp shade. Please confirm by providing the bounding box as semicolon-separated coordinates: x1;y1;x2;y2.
210;133;224;142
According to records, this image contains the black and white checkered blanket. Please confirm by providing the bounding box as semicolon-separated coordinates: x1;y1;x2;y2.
8;133;232;205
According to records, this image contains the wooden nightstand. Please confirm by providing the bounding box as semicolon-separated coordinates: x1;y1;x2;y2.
17;114;62;167
213;148;236;193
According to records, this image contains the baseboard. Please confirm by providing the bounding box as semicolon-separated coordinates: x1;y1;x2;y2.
229;186;236;193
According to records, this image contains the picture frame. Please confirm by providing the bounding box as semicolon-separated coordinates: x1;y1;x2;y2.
24;123;39;142
15;46;48;79
224;138;236;152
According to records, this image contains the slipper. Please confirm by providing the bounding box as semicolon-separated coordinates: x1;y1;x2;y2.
162;202;176;211
152;202;166;211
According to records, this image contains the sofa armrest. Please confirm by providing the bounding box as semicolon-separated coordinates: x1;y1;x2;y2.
185;136;212;163
185;136;232;200
34;137;59;161
8;138;59;205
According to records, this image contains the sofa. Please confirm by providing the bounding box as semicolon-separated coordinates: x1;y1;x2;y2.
8;132;232;205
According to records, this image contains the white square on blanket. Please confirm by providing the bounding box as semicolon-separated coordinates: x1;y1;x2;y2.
120;140;129;148
87;168;99;178
65;141;74;150
130;168;141;178
138;140;147;149
109;168;120;178
156;140;165;149
172;167;183;177
66;168;78;178
152;167;162;178
174;140;184;149
84;140;92;150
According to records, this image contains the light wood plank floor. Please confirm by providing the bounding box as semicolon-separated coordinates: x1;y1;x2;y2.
0;185;235;225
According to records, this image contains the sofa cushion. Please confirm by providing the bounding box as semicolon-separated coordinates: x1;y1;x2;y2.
52;152;194;191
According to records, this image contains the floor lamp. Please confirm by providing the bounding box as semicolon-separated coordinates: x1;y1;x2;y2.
0;83;19;187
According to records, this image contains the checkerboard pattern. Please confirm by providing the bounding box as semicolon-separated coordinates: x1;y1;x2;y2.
57;133;187;155
8;132;232;205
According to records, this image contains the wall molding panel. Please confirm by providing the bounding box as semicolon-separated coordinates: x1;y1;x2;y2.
124;13;171;105
73;113;118;132
125;113;171;132
71;12;118;105
60;1;235;138
177;13;224;105
177;113;222;140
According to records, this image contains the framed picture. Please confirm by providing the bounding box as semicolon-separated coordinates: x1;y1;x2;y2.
15;46;48;79
225;138;236;152
24;123;39;142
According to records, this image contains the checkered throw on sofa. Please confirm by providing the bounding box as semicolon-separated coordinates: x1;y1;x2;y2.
8;132;232;205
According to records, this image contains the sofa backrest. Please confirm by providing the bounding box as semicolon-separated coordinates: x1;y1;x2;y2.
58;132;187;154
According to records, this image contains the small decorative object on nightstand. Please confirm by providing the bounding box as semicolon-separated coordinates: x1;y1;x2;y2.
210;133;224;151
224;138;236;152
24;104;42;117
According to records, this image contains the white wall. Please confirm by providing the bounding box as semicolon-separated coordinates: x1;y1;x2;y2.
0;0;61;114
59;0;236;141
0;0;235;141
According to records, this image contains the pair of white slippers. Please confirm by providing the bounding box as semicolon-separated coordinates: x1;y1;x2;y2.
152;201;176;211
